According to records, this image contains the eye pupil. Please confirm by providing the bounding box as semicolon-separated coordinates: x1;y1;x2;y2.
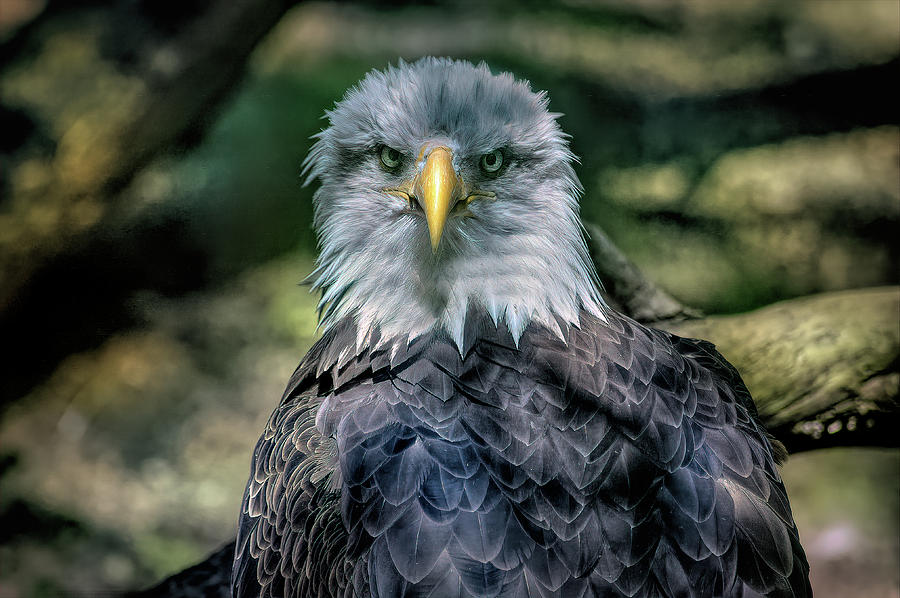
481;150;503;173
380;146;401;168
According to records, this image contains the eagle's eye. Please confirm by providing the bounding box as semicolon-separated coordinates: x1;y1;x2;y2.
380;146;402;169
480;149;503;173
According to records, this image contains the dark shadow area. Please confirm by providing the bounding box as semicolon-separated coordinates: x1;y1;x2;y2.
0;215;210;409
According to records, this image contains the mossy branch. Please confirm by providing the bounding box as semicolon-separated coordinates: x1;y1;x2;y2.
666;288;899;454
586;222;900;454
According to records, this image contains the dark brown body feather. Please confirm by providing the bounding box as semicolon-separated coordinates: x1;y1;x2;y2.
232;309;811;598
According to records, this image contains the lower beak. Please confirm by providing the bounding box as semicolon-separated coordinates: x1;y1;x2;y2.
414;146;462;252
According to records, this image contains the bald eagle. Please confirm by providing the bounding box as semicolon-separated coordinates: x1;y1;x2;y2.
223;58;811;598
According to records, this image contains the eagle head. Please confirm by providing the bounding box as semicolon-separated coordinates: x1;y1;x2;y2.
304;58;604;346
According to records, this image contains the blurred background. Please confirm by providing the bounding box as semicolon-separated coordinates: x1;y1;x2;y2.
0;1;897;596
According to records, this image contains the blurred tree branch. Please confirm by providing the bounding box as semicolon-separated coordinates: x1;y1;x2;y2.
0;0;294;405
586;222;899;454
586;223;700;323
0;0;294;314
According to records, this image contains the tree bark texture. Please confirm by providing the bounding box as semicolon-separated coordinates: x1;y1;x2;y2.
667;288;899;454
586;223;899;453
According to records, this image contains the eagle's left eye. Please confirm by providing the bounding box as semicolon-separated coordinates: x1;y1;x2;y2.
480;149;503;173
380;146;402;169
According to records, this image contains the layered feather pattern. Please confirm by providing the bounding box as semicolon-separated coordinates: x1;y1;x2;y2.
233;310;811;597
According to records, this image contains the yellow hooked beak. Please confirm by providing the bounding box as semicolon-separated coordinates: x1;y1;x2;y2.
413;146;463;252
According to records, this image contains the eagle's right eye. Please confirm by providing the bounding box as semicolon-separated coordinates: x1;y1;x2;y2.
380;146;402;169
479;149;504;173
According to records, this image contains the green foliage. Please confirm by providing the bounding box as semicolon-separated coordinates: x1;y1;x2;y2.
168;61;373;274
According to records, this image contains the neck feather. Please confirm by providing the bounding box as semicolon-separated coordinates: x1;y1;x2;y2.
310;220;606;351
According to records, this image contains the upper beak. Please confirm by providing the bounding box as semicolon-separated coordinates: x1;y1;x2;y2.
413;146;463;252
